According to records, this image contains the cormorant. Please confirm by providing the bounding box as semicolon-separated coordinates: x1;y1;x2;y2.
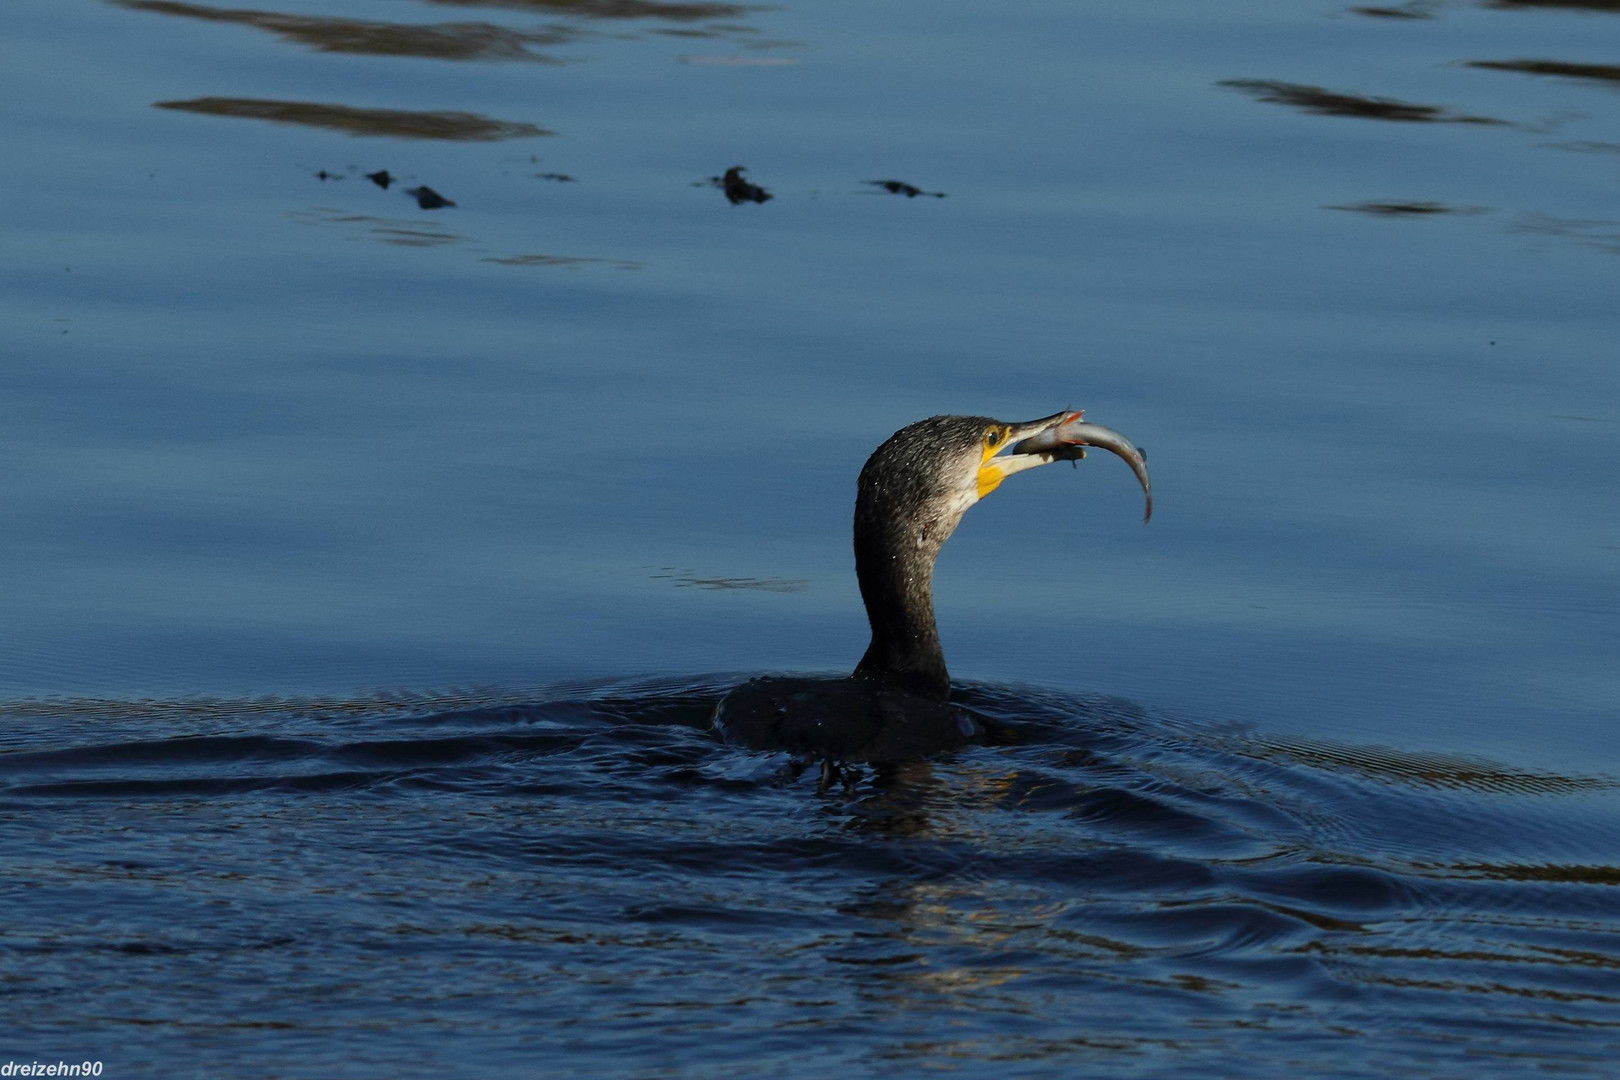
714;410;1150;764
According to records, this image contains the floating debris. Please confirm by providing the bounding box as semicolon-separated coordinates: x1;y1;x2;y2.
863;179;945;199
366;169;394;189
315;168;342;181
704;165;771;204
534;172;577;182
406;185;456;209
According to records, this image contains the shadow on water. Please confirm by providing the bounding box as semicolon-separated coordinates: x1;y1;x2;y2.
3;680;1618;1072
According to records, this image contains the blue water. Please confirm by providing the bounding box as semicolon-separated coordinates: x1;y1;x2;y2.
5;685;1619;1077
2;0;1618;1075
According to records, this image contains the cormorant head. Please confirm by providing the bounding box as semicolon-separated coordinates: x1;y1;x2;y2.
858;411;1149;541
851;410;1149;698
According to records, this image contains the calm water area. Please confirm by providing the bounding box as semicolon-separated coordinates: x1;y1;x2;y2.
3;0;1619;1075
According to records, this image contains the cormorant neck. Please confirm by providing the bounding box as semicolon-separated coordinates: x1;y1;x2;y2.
853;546;948;699
851;447;970;702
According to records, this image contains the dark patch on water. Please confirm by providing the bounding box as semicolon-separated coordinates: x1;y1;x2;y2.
1326;200;1490;216
862;179;946;199
1486;0;1620;12
417;0;756;21
112;1;579;62
1348;3;1439;17
113;0;773;64
481;252;643;269
1508;212;1620;253
4;680;1618;1076
154;97;551;140
1219;79;1508;124
1467;58;1620;86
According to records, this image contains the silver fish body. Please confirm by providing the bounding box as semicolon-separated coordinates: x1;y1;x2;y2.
1012;418;1152;522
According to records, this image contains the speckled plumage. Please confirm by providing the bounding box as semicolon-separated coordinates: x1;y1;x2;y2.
715;409;1149;763
716;415;1002;760
852;415;997;699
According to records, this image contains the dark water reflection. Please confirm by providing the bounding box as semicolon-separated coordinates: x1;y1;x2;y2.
1487;0;1620;12
1326;200;1490;216
1358;0;1620;13
3;684;1617;1075
114;0;581;61
155;97;551;139
1220;79;1508;125
1351;4;1440;17
1470;58;1620;85
289;207;466;245
418;0;754;18
114;0;770;62
1508;213;1620;253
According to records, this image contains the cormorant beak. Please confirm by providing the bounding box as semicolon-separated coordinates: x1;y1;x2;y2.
977;410;1153;522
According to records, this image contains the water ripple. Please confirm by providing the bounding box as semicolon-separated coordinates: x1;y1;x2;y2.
3;679;1618;1076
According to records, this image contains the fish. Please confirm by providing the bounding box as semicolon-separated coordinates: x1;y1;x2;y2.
1012;412;1152;522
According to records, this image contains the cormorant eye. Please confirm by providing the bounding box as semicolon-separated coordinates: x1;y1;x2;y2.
985;429;1002;448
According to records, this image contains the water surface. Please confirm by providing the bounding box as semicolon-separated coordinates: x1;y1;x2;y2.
2;0;1618;1074
5;683;1619;1077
